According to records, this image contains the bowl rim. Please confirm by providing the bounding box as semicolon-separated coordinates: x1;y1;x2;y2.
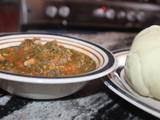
0;32;117;84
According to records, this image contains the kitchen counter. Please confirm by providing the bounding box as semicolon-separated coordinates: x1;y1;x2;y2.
0;31;159;120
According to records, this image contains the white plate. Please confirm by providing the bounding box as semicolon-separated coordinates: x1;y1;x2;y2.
105;49;160;119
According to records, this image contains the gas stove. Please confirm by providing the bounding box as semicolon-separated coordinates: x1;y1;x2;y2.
21;0;160;30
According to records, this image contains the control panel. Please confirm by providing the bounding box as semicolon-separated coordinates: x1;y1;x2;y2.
21;0;160;29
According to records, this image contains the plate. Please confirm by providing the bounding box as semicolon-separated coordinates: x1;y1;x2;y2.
104;49;160;119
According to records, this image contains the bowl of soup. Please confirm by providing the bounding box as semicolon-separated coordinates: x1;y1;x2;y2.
0;33;116;99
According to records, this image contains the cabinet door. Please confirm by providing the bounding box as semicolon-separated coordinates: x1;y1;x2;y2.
0;5;20;32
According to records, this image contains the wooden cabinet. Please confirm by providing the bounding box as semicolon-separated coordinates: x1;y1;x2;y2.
0;3;20;32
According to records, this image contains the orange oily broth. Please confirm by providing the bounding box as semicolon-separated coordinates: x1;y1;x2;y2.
0;38;96;77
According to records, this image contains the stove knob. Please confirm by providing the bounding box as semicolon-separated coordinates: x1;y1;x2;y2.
93;8;105;17
127;11;136;22
58;6;70;18
136;11;146;22
105;9;115;20
117;11;126;19
46;6;58;18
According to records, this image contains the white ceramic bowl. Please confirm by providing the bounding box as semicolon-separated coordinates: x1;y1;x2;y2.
0;33;116;99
